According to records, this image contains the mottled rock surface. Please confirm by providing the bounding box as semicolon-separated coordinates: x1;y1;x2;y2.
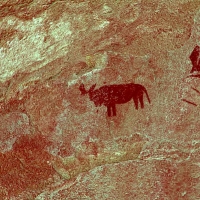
0;0;200;199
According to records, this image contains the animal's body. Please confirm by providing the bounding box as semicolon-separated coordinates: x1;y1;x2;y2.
79;83;150;117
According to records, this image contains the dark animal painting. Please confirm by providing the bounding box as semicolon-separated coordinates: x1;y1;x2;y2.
79;83;150;117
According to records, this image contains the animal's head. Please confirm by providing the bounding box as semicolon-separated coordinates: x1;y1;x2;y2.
79;83;102;106
79;83;96;95
79;83;87;95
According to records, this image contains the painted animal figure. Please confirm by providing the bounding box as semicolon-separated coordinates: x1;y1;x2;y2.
79;83;150;117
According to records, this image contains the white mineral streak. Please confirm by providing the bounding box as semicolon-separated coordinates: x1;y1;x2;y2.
51;141;143;181
67;52;108;86
67;69;101;86
35;193;46;200
35;175;79;200
0;16;72;83
84;68;102;78
102;4;112;14
95;20;110;30
67;75;79;86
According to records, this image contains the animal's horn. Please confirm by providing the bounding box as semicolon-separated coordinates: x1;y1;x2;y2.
79;83;88;95
89;84;96;93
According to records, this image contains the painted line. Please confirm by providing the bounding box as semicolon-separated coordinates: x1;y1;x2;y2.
182;99;197;106
191;87;200;96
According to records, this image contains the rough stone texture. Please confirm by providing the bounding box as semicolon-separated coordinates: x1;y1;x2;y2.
0;0;200;199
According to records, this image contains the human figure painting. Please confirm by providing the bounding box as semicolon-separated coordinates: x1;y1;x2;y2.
189;45;200;78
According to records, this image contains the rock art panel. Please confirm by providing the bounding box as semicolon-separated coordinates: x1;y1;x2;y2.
0;0;200;199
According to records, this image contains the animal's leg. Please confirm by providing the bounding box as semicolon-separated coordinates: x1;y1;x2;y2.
107;106;111;117
112;104;116;116
139;94;144;108
133;97;139;109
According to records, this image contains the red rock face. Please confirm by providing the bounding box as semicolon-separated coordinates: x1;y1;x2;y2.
0;1;200;199
0;134;55;198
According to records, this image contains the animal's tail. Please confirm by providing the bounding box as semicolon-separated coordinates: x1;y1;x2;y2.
142;87;151;103
79;83;88;95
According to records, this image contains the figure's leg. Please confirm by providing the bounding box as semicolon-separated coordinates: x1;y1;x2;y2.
112;104;116;116
139;94;144;108
107;106;111;117
133;97;139;109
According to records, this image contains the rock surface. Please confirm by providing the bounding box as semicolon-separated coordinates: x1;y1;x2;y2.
0;0;200;199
